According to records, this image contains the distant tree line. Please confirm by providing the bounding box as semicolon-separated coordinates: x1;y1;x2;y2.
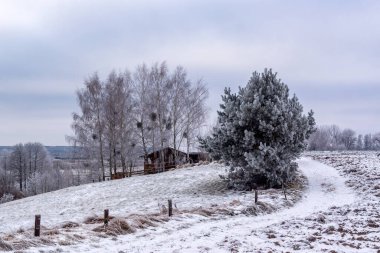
307;125;380;151
67;62;208;181
0;143;85;203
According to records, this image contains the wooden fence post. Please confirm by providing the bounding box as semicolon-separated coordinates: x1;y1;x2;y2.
282;184;287;200
252;184;258;203
104;209;109;227
168;199;173;217
34;215;41;237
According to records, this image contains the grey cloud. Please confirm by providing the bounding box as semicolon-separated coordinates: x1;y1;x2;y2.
1;0;380;144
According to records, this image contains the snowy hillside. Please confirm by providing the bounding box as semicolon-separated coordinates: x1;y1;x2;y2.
0;157;358;252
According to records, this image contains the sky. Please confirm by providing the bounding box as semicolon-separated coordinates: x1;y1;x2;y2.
0;0;379;145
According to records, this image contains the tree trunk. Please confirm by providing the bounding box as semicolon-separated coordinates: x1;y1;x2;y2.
129;161;133;177
108;143;113;180
121;153;126;177
141;123;149;163
173;122;177;166
99;135;105;181
19;168;23;191
186;125;190;162
113;147;117;175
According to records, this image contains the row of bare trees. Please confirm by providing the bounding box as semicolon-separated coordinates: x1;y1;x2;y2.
0;143;73;202
0;143;50;193
308;125;380;151
0;143;103;203
68;62;208;181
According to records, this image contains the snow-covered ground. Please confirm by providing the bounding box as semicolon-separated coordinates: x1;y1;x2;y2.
1;162;239;234
0;162;303;252
1;154;373;252
301;151;380;252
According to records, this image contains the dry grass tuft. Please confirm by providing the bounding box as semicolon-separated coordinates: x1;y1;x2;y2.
0;237;13;251
84;215;113;224
9;236;54;251
215;207;235;216
61;221;80;228
127;214;157;228
2;235;14;241
242;201;276;216
43;229;60;236
84;215;103;224
1;228;58;251
93;218;136;236
148;213;169;223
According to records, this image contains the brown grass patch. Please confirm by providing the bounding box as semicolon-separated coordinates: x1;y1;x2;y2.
0;238;13;251
84;215;114;224
7;237;54;251
43;229;60;236
58;240;72;246
2;234;14;241
242;201;276;216
93;218;135;236
61;221;80;228
127;214;157;228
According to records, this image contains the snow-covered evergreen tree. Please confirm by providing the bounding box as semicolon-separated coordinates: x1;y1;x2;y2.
201;69;315;189
200;87;243;163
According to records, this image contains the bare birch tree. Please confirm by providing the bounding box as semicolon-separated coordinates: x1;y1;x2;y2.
69;73;106;180
133;64;152;162
169;66;190;163
183;80;208;161
10;144;26;191
104;70;136;177
69;62;209;177
149;62;172;171
0;152;14;197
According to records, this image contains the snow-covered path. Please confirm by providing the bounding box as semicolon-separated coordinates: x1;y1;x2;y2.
50;157;356;253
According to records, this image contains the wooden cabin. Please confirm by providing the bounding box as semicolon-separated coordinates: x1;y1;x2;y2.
188;152;210;163
144;147;187;174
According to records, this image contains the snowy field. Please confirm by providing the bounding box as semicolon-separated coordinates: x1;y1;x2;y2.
301;151;380;252
1;154;377;252
0;162;303;252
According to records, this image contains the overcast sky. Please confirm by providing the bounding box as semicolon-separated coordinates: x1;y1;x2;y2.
1;0;379;145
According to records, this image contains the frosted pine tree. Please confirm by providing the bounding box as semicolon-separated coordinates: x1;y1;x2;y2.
200;88;243;163
201;69;315;189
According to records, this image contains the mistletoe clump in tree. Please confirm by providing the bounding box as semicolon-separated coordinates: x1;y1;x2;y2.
200;69;315;189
